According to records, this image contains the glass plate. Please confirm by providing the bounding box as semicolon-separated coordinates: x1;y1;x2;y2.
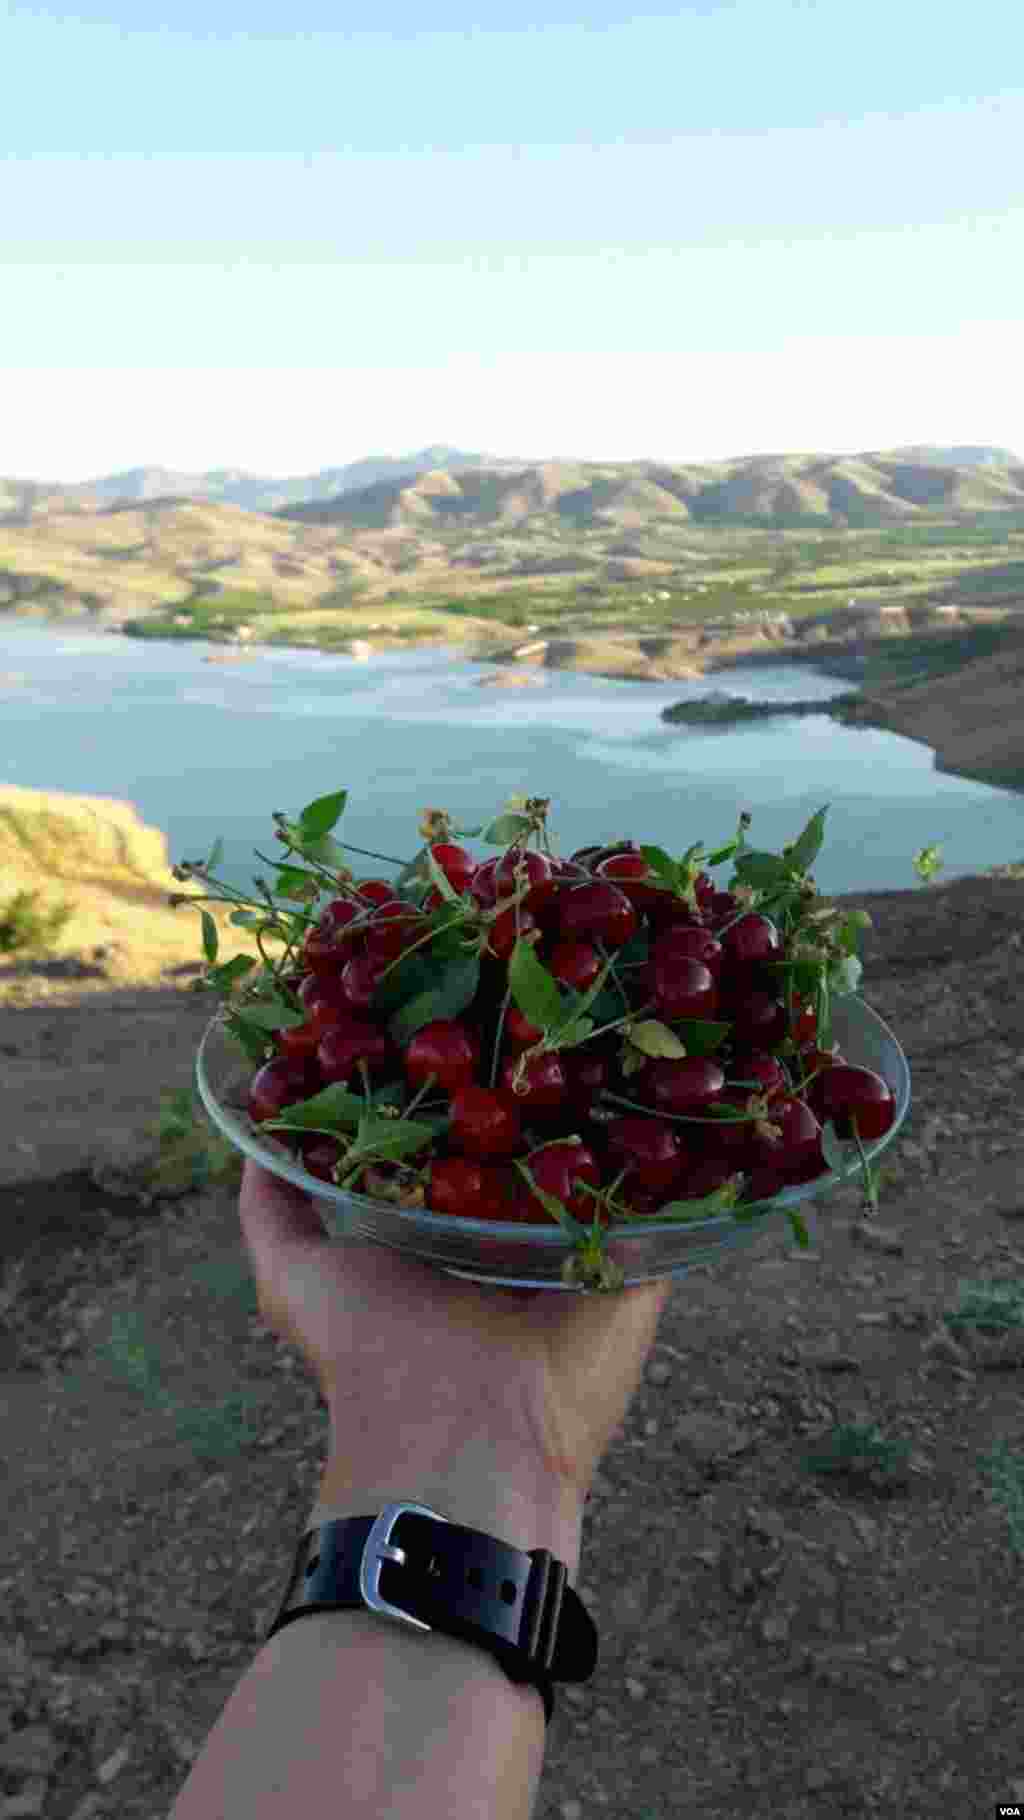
196;994;910;1292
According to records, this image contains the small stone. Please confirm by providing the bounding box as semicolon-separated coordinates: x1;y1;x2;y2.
624;1677;647;1700
560;1803;583;1820
760;1614;791;1644
96;1743;132;1785
646;1360;672;1386
805;1766;832;1791
887;1656;910;1676
637;1744;661;1766
851;1223;904;1255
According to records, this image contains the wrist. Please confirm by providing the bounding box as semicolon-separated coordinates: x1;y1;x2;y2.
311;1458;584;1584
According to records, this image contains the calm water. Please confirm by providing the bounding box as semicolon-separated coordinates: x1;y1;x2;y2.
2;618;1022;900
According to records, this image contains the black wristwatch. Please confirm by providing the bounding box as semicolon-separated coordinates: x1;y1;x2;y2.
265;1501;599;1725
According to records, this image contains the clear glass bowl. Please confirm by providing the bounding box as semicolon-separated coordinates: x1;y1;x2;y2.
196;993;910;1292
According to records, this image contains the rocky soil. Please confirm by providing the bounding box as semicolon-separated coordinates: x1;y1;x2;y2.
3;850;1024;1817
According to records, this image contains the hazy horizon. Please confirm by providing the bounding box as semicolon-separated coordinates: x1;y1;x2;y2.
4;1;1022;481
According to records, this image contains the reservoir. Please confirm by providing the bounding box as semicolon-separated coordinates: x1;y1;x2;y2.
1;618;1021;900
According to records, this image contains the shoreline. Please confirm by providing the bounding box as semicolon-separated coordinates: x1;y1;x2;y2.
4;599;1023;795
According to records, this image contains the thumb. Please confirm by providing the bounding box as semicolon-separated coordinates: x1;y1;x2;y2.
239;1157;330;1266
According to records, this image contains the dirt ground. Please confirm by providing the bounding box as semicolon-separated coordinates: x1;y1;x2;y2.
2;869;1024;1818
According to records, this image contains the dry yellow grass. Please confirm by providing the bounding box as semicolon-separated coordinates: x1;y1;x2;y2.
0;783;263;1000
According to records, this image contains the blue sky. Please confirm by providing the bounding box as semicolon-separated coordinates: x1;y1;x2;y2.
3;0;1022;479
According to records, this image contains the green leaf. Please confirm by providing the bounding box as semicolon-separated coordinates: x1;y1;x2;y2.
351;1111;438;1163
297;831;351;870
586;986;626;1023
829;953;862;996
787;805;829;875
266;1083;370;1130
639;844;678;886
668;1019;732;1057
386;952;481;1046
548;1016;595;1049
272;866;318;901
300;790;348;839
480;813;534;845
229;909;267;930
223;1013;274;1065
233;1000;307;1031
452;824;484;838
627;1020;688;1059
207;954;257;991
508;937;565;1030
705;838;741;866
200;911;219;965
679;841;706;868
631;1178;743;1223
206;835;225;873
732;849;791;888
786;1207;811;1248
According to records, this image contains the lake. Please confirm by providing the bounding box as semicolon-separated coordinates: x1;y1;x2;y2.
2;618;1022;901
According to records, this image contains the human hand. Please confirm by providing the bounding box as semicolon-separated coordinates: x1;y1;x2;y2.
238;1157;672;1570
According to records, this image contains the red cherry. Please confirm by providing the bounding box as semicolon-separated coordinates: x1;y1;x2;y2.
652;925;723;979
274;1017;323;1063
518;1141;603;1225
604;1117;687;1195
355;879;397;907
556;880;638;950
363;902;429;962
649;955;719;1022
814;1065;895;1142
430;842;475;893
486;905;539;962
720;913;781;967
427;1157;522;1222
594;851;648;886
404;1019;480;1095
301;988;358;1039
499;1050;568;1111
786;990;819;1046
646;895;705;935
548;939;602;993
302;924;352;978
494;847;552;899
641;1056;726;1117
726;1051;788;1103
317;1022;395;1086
674;1154;744;1203
727;991;789;1050
321;898;364;936
248;1056;318;1124
503;1004;545;1048
338;949;389;1016
561;1047;611;1111
302;1137;347;1184
707;890;742;926
448;1084;523;1159
468;857;501;908
747;1094;823;1176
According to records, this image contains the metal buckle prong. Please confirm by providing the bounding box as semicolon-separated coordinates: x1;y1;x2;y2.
358;1501;451;1633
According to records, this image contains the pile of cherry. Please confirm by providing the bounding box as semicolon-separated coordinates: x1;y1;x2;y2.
245;839;896;1226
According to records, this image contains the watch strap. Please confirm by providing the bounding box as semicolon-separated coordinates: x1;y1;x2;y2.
265;1503;598;1725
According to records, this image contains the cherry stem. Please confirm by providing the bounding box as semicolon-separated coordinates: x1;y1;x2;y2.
490;987;513;1089
598;1088;763;1126
402;1074;438;1119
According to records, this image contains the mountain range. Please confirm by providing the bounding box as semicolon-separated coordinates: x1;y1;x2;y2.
1;444;1020;525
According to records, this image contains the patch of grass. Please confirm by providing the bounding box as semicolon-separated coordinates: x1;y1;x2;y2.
942;1279;1024;1336
801;1421;913;1487
0;886;77;956
80;1308;267;1464
143;1086;244;1197
977;1441;1024;1560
